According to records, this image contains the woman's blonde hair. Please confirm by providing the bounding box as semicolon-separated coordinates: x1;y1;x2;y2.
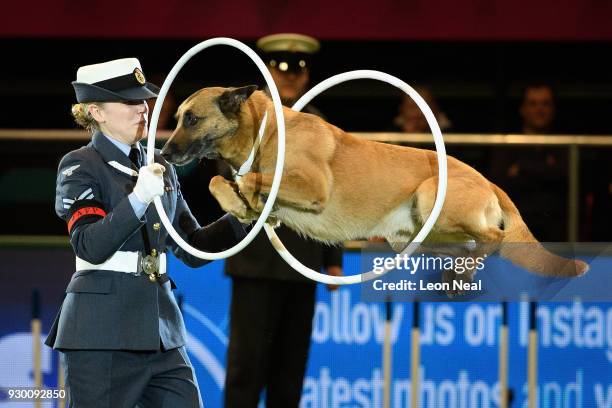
71;102;103;133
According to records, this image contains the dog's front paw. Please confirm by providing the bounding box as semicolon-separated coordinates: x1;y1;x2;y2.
210;176;259;222
236;175;264;209
229;202;259;224
266;216;281;228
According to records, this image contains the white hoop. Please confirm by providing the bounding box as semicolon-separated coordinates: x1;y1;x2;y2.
146;38;286;260
263;70;448;285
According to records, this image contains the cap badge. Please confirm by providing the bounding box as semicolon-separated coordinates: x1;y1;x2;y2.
133;68;146;85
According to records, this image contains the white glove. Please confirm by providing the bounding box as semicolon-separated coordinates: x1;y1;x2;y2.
133;163;166;204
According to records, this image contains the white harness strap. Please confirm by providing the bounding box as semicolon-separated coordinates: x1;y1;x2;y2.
234;111;268;180
108;160;138;177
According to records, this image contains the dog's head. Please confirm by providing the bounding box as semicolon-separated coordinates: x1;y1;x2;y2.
161;85;257;166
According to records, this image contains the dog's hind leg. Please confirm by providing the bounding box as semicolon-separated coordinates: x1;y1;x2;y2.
237;168;331;213
385;232;421;253
442;261;479;298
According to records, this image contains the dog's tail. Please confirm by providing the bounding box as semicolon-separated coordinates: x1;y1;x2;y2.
491;183;588;277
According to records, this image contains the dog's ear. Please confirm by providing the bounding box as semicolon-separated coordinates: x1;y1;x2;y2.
217;85;258;116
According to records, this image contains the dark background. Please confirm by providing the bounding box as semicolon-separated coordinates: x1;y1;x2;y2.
1;39;612;134
0;0;610;240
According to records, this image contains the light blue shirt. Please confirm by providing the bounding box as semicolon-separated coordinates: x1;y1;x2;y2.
102;134;148;219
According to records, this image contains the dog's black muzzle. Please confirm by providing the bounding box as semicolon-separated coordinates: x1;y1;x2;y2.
161;134;219;165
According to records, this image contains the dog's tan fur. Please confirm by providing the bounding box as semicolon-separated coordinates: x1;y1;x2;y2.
161;86;588;280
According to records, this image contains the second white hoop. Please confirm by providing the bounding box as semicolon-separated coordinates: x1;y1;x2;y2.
264;70;448;285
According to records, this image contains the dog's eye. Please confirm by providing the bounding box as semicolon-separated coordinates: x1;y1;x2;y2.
183;111;199;127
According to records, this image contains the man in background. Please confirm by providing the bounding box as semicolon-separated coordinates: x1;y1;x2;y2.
223;33;343;408
519;84;556;134
490;83;567;241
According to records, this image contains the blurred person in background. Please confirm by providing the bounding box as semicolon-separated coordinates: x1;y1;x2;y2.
393;85;452;133
519;84;556;134
490;83;567;241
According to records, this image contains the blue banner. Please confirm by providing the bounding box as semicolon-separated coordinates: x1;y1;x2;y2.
1;250;611;407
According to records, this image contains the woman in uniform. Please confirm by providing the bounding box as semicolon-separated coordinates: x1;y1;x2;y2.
45;57;245;407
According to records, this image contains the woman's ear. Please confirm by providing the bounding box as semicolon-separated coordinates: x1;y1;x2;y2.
88;104;105;123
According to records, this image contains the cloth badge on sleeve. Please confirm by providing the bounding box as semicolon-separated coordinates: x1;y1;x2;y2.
77;187;94;200
61;164;81;177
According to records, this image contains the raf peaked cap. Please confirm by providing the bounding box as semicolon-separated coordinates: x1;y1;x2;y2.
72;58;160;103
257;33;320;73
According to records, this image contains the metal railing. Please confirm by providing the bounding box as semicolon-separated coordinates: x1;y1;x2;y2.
1;129;611;244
